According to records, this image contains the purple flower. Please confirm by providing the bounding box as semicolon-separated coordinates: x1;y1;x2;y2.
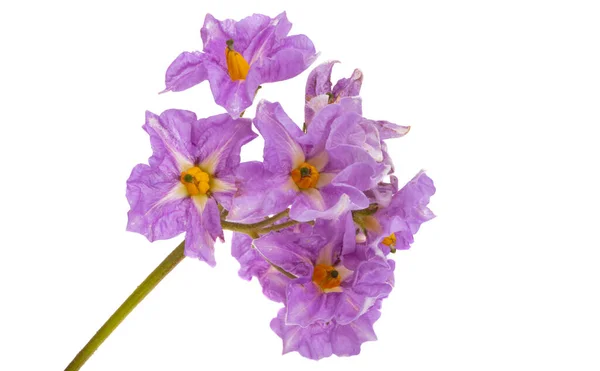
253;217;394;325
162;13;317;118
229;99;391;223
304;61;411;171
270;300;383;360
126;109;256;266
236;217;393;359
358;171;436;254
305;61;363;126
304;61;409;132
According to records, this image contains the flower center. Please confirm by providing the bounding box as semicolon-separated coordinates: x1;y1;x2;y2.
180;166;210;196
291;162;320;189
312;264;341;290
381;233;397;252
225;40;250;81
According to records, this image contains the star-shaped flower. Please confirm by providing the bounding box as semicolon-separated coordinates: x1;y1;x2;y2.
126;109;256;265
162;13;317;117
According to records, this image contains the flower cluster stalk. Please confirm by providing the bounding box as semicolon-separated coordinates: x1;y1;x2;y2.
65;208;302;370
65;241;186;371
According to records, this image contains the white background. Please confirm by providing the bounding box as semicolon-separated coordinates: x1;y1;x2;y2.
1;1;599;370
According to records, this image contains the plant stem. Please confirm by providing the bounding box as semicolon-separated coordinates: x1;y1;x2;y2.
220;220;260;238
220;209;291;237
256;219;300;234
65;206;317;369
65;241;186;371
251;209;290;229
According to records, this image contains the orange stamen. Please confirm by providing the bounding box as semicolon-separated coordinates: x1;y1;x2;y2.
225;39;250;81
381;233;396;247
312;264;342;290
180;166;210;196
291;162;320;189
381;233;397;252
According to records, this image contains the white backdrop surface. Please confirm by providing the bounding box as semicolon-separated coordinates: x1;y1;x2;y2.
1;1;599;370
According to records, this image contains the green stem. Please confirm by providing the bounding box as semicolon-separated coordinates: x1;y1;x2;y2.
220;209;291;237
250;209;290;229
256;219;300;234
220;220;260;238
65;241;186;371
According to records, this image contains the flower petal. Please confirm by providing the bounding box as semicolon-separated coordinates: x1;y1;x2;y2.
350;258;395;298
330;321;362;357
201;13;272;60
334;290;378;325
326;145;390;189
332;162;381;191
372;119;411;139
377;171;436;251
304;94;330;127
305;60;338;99
163;51;211;93
260;267;293;303
210;174;237;210
364;176;399;208
253;34;318;84
270;308;335;360
331;301;381;356
207;69;258;118
253;229;316;278
299;103;345;156
301;100;362;156
200;14;234;63
230;232;291;303
290;184;369;222
231;232;266;280
328;114;384;162
144;110;196;174
193;114;256;175
244;12;292;65
341;212;358;257
332;68;363;99
183;197;223;266
233;14;273;57
286;280;341;327
126;167;189;241
228;161;297;222
254;100;305;174
270;301;383;360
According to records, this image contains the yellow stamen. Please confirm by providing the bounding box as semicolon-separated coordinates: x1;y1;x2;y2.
225;39;250;81
180;166;211;196
291;162;320;189
381;233;396;247
381;233;397;252
312;264;341;290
